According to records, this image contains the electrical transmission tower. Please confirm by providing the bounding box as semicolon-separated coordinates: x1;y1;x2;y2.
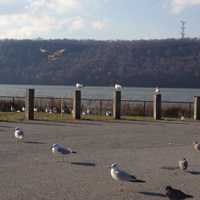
180;20;186;39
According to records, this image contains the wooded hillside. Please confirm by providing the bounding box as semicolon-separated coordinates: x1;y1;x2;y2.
0;39;200;87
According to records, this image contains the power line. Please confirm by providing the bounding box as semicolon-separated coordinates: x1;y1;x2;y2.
180;20;186;39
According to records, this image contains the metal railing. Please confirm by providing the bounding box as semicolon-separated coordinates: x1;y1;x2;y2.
0;96;194;119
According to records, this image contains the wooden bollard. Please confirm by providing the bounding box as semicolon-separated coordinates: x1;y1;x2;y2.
73;90;81;119
113;90;121;119
194;96;200;120
153;93;161;120
25;88;34;120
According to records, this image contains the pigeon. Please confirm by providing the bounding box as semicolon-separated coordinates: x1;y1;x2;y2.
110;163;145;183
178;158;188;171
51;144;76;161
165;186;193;200
14;127;24;142
114;84;122;91
193;141;200;152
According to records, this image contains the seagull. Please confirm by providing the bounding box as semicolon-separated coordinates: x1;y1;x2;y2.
165;185;193;200
178;158;188;171
154;87;160;93
180;116;185;121
110;163;145;183
51;144;77;161
114;84;122;91
76;83;83;90
40;48;48;53
40;48;65;62
53;48;65;56
14;127;24;142
193;141;200;152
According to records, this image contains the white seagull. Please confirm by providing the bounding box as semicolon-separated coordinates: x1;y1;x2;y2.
40;48;48;53
14;127;24;142
75;83;83;90
154;87;160;93
193;141;200;152
114;84;122;91
110;163;145;183
51;144;77;161
178;158;188;171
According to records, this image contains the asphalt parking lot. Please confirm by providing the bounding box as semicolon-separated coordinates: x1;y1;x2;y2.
0;120;200;200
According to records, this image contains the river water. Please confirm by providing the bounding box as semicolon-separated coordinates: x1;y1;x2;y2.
0;84;200;102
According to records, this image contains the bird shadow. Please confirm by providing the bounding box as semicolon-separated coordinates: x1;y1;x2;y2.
139;192;166;197
186;170;200;175
70;161;96;167
23;140;47;144
160;166;179;171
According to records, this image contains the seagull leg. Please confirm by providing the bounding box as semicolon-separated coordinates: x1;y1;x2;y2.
119;183;124;192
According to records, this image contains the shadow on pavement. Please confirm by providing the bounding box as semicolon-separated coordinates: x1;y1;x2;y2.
70;161;96;167
23;140;47;144
160;166;179;171
139;191;166;197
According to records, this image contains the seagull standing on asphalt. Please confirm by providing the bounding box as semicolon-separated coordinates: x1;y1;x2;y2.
110;163;145;183
178;158;188;171
165;186;193;200
51;144;77;162
193;141;200;152
14;127;24;142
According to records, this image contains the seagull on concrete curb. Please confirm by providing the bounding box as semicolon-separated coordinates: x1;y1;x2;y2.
51;144;77;162
178;158;188;171
110;163;145;183
14;127;24;142
193;141;200;152
165;185;193;200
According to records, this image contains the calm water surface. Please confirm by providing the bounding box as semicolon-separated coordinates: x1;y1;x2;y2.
0;84;200;101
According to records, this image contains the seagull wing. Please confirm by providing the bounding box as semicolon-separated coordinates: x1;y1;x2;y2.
56;145;72;155
116;169;136;181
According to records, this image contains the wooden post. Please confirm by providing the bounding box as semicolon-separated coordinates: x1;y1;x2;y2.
194;96;200;120
73;90;81;119
113;90;121;119
153;93;161;120
25;88;34;120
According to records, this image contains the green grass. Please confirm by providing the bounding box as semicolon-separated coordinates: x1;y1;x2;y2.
0;112;193;123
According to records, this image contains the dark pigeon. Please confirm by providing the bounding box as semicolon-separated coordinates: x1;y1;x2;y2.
165;186;193;200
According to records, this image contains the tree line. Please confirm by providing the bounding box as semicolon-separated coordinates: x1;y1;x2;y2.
0;38;200;87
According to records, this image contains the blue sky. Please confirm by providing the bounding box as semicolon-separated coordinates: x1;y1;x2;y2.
0;0;200;40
